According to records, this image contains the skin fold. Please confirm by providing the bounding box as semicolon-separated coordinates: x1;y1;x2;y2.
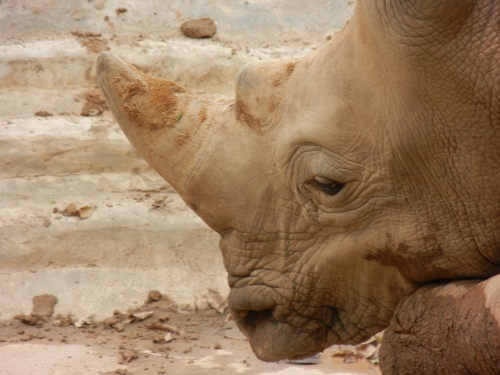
96;0;500;371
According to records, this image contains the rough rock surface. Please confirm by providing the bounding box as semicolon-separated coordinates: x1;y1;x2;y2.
32;294;58;317
181;18;217;39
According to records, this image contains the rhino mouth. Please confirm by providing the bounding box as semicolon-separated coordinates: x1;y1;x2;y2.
231;308;275;337
228;286;332;362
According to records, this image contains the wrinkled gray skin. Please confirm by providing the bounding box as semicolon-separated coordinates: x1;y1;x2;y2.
97;0;500;371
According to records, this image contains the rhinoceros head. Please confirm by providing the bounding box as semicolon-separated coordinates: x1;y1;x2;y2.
97;0;500;361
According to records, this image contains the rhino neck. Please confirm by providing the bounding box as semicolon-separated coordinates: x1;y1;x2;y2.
361;0;500;119
346;2;500;274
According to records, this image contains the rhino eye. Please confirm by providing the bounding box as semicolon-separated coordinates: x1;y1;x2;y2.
312;176;344;196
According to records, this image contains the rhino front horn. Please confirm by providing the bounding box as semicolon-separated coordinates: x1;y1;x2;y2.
96;51;191;152
97;52;196;189
96;52;235;208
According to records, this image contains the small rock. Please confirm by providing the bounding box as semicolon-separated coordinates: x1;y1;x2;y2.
180;18;217;39
103;316;119;326
61;203;79;217
131;311;154;321
57;203;94;219
15;314;43;326
147;290;162;303
154;323;179;333
43;218;51;227
205;289;228;313
74;315;94;328
35;111;53;117
158;315;170;322
152;333;166;344
33;294;58;317
71;31;101;37
164;332;173;343
120;349;138;363
113;322;126;332
147;322;173;331
115;7;127;14
53;314;74;327
195;297;210;310
78;205;95;219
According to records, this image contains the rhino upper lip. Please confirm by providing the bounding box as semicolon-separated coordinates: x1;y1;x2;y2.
228;284;278;310
228;275;250;288
227;283;279;330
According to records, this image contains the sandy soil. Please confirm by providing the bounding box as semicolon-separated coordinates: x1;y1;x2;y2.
0;294;381;375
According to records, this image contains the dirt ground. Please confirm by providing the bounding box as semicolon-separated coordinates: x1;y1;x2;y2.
0;293;381;375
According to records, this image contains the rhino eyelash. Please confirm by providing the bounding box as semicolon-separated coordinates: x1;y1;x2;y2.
310;177;345;196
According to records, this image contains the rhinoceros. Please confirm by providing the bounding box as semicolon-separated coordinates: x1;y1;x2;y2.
97;1;500;373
